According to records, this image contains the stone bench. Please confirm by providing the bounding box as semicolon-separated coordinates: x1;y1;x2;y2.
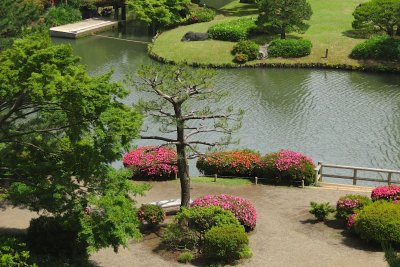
149;198;192;209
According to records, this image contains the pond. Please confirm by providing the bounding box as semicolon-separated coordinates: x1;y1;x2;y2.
53;30;400;183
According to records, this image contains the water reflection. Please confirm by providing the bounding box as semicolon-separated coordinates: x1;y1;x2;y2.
53;34;400;183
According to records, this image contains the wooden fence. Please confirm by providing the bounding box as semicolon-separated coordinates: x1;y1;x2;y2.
314;161;400;186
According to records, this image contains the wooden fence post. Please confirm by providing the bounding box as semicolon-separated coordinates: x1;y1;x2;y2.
214;174;217;182
388;172;392;185
255;176;258;185
353;169;357;185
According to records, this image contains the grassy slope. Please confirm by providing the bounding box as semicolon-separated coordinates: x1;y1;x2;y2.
151;0;385;67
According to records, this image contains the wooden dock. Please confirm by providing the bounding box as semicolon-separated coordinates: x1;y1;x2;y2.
50;18;118;39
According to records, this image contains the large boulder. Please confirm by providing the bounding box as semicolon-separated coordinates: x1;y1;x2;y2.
181;31;209;42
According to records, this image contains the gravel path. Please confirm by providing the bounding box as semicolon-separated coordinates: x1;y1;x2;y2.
0;182;386;267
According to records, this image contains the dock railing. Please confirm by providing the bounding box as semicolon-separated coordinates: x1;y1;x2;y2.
314;161;400;186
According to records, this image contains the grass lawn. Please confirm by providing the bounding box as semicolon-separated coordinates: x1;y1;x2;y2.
151;0;399;69
169;176;253;186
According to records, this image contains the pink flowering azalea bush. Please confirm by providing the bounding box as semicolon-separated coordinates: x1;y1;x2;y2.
254;150;315;185
190;194;257;231
196;150;261;177
123;146;177;180
137;204;166;227
347;213;358;230
371;185;400;201
336;195;372;220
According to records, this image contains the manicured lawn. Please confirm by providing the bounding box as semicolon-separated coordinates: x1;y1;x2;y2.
151;0;399;69
169;176;253;186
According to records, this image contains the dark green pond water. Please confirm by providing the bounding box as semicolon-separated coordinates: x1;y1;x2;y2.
53;32;400;183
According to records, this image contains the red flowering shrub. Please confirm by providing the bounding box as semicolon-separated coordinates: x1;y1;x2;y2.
137;204;166;227
123;146;177;180
371;185;400;201
336;195;372;220
347;213;358;230
190;194;257;231
196;150;261;177
254;150;315;185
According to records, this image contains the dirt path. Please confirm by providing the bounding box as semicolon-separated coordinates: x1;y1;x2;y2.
0;182;386;267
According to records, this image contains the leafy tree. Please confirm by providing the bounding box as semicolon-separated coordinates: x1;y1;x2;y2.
0;0;40;50
130;65;243;207
0;33;148;255
128;0;190;33
352;0;400;36
257;0;313;39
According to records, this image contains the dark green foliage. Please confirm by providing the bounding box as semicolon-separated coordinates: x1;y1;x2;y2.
177;251;194;263
232;40;259;61
309;202;335;221
27;216;87;259
208;17;257;41
354;201;400;243
336;195;372;220
382;242;400;267
186;4;216;24
0;235;37;267
350;35;400;60
204;225;250;262
128;0;191;31
268;39;312;58
352;0;400;36
137;204;166;226
257;0;313;39
234;53;248;64
45;5;82;27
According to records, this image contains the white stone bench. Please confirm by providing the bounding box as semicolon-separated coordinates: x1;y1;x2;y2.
149;198;192;209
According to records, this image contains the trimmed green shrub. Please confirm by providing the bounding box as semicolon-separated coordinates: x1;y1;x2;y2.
27;216;87;259
309;202;335;221
186;5;216;24
336;195;372;220
0;235;37;267
162;224;199;250
268;39;312;58
350;36;400;60
354;201;400;243
253;150;315;185
204;225;250;262
137;204;166;227
232;40;259;61
178;251;194;263
234;53;248;64
208;17;256;41
174;206;241;239
45;5;82;27
196;149;261;177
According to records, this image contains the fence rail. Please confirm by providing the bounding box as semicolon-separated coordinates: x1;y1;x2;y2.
314;162;400;186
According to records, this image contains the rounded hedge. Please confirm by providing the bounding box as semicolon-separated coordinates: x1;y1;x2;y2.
254;150;315;185
371;185;400;201
336;195;372;220
207;17;256;42
232;40;259;61
268;39;312;58
354;201;400;243
191;194;257;231
123;146;177;180
234;53;248;64
196;149;261;177
186;5;216;24
350;36;400;60
137;204;166;227
204;225;249;262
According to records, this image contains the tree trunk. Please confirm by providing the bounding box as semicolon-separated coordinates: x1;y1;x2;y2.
174;103;191;207
280;28;286;39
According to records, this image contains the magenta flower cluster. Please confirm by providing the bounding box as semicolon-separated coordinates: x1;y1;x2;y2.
274;150;314;172
123;146;177;178
337;199;361;210
191;194;257;230
371;185;400;201
347;213;357;229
